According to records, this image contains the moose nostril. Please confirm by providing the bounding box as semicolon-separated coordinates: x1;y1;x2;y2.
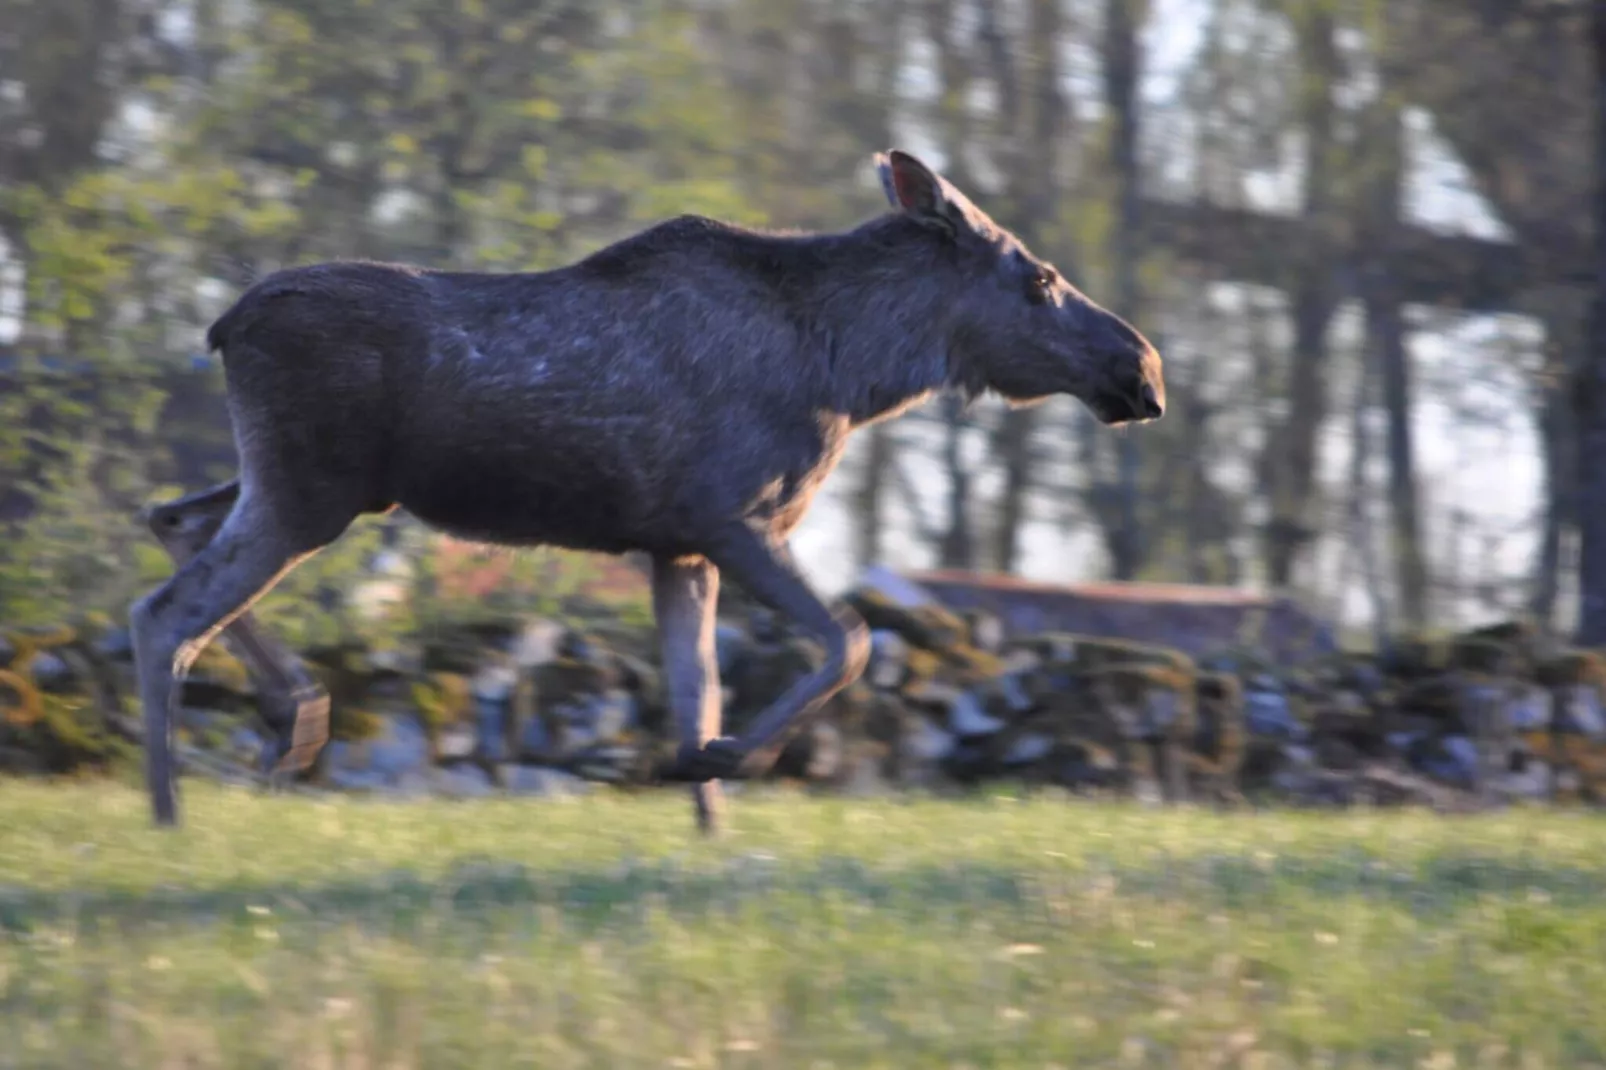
1140;382;1163;419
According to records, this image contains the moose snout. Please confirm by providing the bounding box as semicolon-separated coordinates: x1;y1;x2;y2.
1095;347;1164;425
1140;380;1163;420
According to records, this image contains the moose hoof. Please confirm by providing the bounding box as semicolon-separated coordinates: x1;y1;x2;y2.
261;684;331;777
661;738;750;783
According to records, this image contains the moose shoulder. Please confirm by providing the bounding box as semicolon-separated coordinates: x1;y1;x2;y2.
130;149;1165;832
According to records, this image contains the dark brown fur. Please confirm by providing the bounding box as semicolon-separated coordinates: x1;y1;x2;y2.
130;150;1164;831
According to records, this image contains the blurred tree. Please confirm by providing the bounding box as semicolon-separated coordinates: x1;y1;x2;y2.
0;0;1597;645
1260;0;1341;593
1581;0;1606;644
1097;0;1148;580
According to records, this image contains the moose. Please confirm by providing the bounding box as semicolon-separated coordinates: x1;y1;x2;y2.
131;149;1165;832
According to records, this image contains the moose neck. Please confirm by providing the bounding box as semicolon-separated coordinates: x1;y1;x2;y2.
791;216;976;428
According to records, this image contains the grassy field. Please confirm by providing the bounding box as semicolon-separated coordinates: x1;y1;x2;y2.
2;782;1605;1069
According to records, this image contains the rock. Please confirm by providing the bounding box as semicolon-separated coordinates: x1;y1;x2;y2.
568;742;644;782
530;656;635;757
1314;734;1365;771
471;660;518;703
474;693;512;763
802;721;845;781
946;688;1007;738
1442;735;1482;783
964;608;1006;654
1044;737;1122;788
841;576;970;652
1192;671;1246;780
367;641;422;677
980;672;1034;720
499;763;590;796
898;715;956;782
1556;685;1606;737
1536;650;1606;690
437;723;477;761
511;617;565;669
326;765;390;792
1245;686;1306;741
1499;749;1552;799
1019;633;1194;675
325;712;430;785
1354;764;1466;809
1379;635;1450;681
852;565;944;610
221;725;266;766
92;627;132;663
1266;742;1319;789
27;651;73;692
1505;684;1554;731
430;763;495;797
67;564;1606;810
519;709;551;758
422;632;486;676
725;636;815;735
1386;730;1423;753
534;657;622;701
471;659;519;762
1001;731;1053;766
867;629;911;689
838;739;894;796
1083;664;1196;742
578;690;636;745
1448;632;1533;678
557;629;615;667
1407;734;1481;788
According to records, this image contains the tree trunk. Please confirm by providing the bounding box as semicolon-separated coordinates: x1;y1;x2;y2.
1343;336;1392;649
1577;0;1606;644
1102;0;1146;580
1181;389;1212;584
991;412;1032;572
1347;80;1431;632
852;424;892;571
1264;285;1335;586
922;0;979;573
1263;9;1339;590
939;395;975;570
1365;271;1429;631
985;0;1065;573
834;2;904;576
1534;330;1579;630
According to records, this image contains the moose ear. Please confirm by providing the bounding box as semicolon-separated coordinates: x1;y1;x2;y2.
874;149;960;238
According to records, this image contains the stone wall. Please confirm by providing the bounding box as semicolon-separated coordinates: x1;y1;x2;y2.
1;570;1602;810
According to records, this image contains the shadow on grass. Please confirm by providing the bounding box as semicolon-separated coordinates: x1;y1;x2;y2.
3;845;1604;938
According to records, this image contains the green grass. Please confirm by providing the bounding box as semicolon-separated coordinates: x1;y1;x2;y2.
2;783;1606;1069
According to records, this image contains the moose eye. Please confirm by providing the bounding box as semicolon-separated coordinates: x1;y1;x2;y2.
1027;270;1054;304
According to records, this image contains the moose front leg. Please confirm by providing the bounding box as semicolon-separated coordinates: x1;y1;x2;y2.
650;554;726;834
663;523;869;783
142;481;330;776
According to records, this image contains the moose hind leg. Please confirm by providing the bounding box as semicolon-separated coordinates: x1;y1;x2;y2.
130;491;329;826
651;554;726;835
144;481;331;776
664;523;869;782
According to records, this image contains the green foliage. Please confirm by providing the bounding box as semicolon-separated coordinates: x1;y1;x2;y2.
0;372;171;627
3;692;127;773
2;0;772;638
